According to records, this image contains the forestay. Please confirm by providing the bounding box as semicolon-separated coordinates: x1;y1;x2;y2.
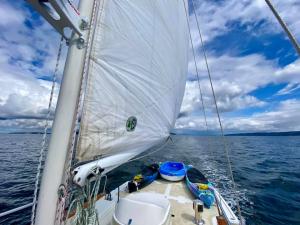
76;0;189;163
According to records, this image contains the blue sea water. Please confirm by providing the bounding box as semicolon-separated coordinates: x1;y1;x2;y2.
0;134;299;225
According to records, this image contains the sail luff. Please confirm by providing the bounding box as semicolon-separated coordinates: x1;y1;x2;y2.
34;1;96;224
76;0;189;165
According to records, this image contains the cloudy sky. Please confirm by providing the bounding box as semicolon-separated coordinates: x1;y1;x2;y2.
0;0;299;133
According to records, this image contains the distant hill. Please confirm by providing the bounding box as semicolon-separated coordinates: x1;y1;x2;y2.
4;130;300;136
171;129;215;136
8;131;51;134
172;129;300;136
226;131;300;136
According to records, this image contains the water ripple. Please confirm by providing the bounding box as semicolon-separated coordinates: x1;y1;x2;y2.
0;134;299;225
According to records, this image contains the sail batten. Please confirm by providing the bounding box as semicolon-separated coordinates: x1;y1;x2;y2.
76;0;189;163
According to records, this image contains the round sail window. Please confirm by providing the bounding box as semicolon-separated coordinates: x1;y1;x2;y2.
126;116;137;132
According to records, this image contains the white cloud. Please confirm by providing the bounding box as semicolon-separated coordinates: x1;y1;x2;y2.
0;1;66;132
179;0;300;131
0;63;59;119
180;79;266;114
275;59;300;83
225;99;300;131
0;1;66;79
190;0;300;44
182;52;300;113
176;99;300;132
179;50;300;131
0;3;25;26
0;118;51;133
276;83;300;96
0;0;300;133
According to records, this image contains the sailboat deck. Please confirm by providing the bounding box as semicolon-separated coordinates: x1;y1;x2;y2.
141;179;219;225
94;178;219;225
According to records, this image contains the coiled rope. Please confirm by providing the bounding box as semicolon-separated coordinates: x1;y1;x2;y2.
31;36;65;225
183;0;243;222
65;175;103;225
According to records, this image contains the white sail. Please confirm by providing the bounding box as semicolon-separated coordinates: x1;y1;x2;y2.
76;0;189;162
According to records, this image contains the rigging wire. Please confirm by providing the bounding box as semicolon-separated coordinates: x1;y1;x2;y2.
182;0;222;218
265;0;300;56
182;0;213;158
31;36;65;225
54;1;101;224
127;137;171;163
184;0;243;221
190;0;243;220
184;1;210;136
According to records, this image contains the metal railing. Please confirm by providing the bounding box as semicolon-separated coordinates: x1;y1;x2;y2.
0;202;33;218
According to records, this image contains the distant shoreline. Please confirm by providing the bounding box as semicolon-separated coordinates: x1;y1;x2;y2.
225;131;300;136
172;129;300;136
2;130;300;136
2;132;51;134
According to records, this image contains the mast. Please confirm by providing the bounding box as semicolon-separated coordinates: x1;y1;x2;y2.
35;1;95;224
265;0;300;56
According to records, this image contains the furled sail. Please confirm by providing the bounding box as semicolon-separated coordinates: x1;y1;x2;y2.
76;0;189;163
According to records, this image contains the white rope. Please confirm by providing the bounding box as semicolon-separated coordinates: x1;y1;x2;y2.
31;36;64;225
65;175;102;225
188;0;243;221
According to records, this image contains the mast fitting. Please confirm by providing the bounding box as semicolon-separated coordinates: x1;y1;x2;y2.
76;37;86;49
27;0;87;41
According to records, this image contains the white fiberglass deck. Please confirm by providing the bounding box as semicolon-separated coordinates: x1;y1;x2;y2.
93;179;225;225
140;179;219;225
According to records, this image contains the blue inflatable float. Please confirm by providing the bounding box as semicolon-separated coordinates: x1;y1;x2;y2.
159;161;186;181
